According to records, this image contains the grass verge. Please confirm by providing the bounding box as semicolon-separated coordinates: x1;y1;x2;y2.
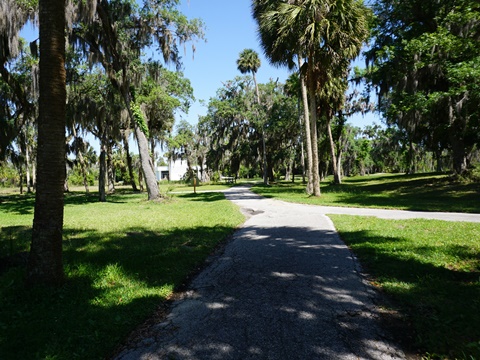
0;189;244;360
330;215;480;359
252;173;480;213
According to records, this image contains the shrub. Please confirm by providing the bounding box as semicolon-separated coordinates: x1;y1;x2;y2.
68;167;95;186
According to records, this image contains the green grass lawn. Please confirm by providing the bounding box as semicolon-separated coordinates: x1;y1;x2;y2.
0;189;244;360
253;173;480;213
330;215;480;359
1;173;479;359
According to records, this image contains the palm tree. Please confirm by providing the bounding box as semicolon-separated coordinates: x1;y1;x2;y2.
27;0;66;286
252;0;318;194
237;49;262;103
253;0;370;194
236;49;268;184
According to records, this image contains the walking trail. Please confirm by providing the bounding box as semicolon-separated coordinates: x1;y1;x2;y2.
114;186;480;360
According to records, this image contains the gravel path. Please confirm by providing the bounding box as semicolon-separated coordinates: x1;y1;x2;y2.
113;186;433;359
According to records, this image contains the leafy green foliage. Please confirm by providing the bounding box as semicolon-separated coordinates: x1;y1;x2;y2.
137;63;194;142
0;162;19;187
130;102;149;138
201;76;258;175
67;166;96;186
201;76;301;180
366;0;480;174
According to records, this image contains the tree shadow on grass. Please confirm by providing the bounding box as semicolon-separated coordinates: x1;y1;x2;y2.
0;190;145;216
329;182;480;212
175;192;227;202
0;223;239;360
0;194;35;215
254;174;480;213
338;229;480;358
0;225;31;260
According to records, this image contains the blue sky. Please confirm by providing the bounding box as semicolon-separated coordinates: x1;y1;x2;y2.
173;0;380;129
172;0;291;125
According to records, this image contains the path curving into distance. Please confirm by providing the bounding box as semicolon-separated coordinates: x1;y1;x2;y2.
116;185;460;359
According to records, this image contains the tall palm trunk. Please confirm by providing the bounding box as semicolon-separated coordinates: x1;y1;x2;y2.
307;58;321;196
252;72;268;186
27;0;66;286
296;94;306;184
298;56;313;194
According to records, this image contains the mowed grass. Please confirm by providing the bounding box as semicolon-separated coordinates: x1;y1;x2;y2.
1;173;479;359
253;173;480;213
0;189;244;360
330;215;480;359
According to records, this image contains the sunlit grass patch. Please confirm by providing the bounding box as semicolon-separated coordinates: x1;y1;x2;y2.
253;173;480;213
89;263;173;308
0;190;244;359
330;215;480;359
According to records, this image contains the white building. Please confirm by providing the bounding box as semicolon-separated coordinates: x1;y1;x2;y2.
156;159;202;181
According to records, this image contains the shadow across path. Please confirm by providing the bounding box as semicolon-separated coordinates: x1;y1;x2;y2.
115;186;406;360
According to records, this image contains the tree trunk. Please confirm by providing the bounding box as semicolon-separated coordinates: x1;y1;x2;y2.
262;128;268;185
307;62;321;196
298;56;313;194
19;171;24;194
32;161;36;190
99;143;107;202
122;130;138;191
121;88;160;200
449;99;468;174
297;96;306;184
150;137;156;168
337;151;343;180
107;142;115;194
326;118;341;184
138;165;144;192
134;124;159;199
435;148;443;173
451;137;467;174
253;72;268;186
285;156;294;182
26;145;32;193
27;0;66;286
406;140;417;174
267;161;275;183
71;126;89;194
